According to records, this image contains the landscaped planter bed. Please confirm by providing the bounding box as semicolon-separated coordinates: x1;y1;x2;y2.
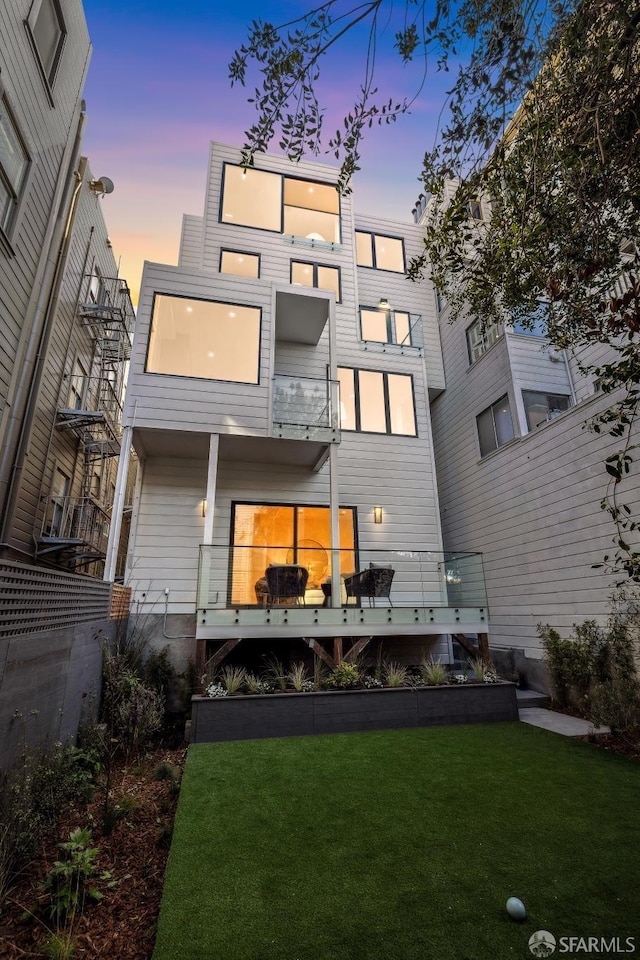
190;682;518;743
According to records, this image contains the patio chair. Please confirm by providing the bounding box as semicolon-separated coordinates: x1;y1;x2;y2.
343;564;394;607
265;564;309;605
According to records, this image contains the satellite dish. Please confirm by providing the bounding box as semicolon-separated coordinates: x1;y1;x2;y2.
89;176;115;196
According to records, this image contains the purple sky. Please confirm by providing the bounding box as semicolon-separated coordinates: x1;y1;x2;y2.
81;1;451;301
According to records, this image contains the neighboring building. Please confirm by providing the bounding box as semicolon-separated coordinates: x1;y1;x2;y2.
421;192;640;686
107;141;489;674
0;0;134;765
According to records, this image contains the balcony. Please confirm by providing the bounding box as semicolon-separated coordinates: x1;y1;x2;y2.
272;374;340;445
56;375;123;457
37;496;110;569
195;546;488;640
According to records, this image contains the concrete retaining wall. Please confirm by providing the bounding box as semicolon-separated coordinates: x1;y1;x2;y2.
191;682;518;743
0;618;120;768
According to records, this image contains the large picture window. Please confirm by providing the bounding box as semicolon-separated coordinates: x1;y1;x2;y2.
27;0;65;86
0;96;29;236
146;294;260;383
355;231;405;273
477;395;514;456
221;164;340;242
337;367;417;436
230;503;357;605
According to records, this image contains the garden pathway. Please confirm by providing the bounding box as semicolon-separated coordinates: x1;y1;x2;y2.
516;689;610;737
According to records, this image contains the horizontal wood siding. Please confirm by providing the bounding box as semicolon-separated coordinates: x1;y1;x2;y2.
126;263;272;434
0;0;90;432
8;168;125;558
178;214;203;268
431;306;640;656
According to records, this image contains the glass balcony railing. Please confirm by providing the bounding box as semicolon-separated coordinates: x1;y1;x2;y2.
272;375;340;443
196;545;487;611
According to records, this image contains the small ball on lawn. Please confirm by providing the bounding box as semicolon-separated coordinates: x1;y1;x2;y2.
506;897;527;921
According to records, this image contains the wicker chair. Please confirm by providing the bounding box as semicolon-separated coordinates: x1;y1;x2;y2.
265;564;309;605
343;564;394;607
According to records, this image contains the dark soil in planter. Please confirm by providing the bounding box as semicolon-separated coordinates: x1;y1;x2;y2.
1;747;186;960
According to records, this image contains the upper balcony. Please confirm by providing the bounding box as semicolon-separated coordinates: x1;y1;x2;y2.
275;285;331;346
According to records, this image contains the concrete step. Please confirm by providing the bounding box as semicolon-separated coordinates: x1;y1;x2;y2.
516;688;550;708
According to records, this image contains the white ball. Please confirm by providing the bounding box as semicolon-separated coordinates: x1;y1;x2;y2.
506;897;527;921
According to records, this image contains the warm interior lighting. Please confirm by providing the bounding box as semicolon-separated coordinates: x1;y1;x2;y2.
373;506;383;524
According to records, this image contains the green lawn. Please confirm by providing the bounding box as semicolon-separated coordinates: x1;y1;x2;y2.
153;724;640;960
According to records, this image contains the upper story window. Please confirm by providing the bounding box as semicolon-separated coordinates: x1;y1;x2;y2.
360;306;413;346
511;302;549;337
522;391;571;431
291;260;341;302
0;96;30;238
468;198;483;220
147;294;261;384
355;231;405;273
477;395;514;457
220;249;260;279
26;0;66;88
466;317;502;363
220;164;340;243
338;367;417;436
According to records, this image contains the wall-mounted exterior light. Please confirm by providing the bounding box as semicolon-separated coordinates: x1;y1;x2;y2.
202;499;207;517
373;506;383;524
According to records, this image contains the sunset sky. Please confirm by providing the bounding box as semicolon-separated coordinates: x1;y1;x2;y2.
81;1;452;303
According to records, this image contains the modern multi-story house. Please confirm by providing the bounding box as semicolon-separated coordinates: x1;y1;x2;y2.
108;141;490;675
0;0;134;765
420;191;640;687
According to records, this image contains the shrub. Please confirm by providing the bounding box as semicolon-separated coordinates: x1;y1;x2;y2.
539;624;596;708
0;742;102;903
144;647;175;698
328;661;361;689
419;657;448;686
41;827;111;922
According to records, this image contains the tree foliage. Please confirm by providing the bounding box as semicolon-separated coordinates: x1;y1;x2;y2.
230;0;640;580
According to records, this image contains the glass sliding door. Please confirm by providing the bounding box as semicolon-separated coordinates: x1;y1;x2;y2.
230;503;357;604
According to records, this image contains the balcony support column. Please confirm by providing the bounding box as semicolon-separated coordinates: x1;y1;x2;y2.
103;425;132;582
329;443;341;608
203;434;219;545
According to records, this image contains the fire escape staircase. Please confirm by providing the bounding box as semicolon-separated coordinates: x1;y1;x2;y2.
37;277;134;570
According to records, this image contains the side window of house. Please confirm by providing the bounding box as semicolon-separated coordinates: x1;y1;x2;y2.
26;0;66;89
337;367;417;436
466;317;502;363
48;466;71;536
147;293;261;384
68;358;89;409
355;231;405;273
0;95;30;242
360;306;412;346
88;266;104;303
220;249;260;278
290;261;341;302
476;395;514;456
522;391;571;431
